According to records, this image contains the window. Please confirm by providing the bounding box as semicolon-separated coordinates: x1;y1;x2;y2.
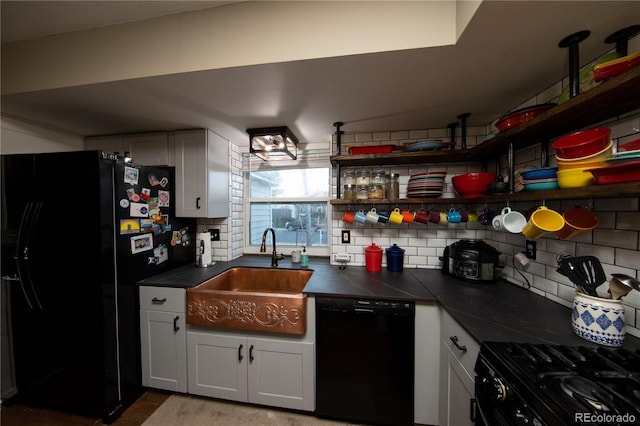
245;167;330;255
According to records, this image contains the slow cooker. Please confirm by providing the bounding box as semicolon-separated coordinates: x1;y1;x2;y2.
441;239;502;282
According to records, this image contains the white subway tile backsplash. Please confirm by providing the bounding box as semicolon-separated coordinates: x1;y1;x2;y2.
616;212;640;231
594;197;638;211
615;248;640;269
593;229;638;249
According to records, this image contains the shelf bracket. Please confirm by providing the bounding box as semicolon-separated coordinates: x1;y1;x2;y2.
334;122;344;199
508;140;515;193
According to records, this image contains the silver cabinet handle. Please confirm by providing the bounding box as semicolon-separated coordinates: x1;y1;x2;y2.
450;335;467;352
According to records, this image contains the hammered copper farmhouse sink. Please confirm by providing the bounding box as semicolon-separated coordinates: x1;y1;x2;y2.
186;267;313;335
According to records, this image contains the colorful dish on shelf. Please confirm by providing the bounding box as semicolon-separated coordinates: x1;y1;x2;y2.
407;171;446;198
593;51;640;82
552;128;611;159
556;168;597;188
522;179;560;191
617;137;640;153
495;103;556;132
403;141;453;152
452;172;497;198
587;161;640;184
348;144;401;155
520;167;558;180
554;140;613;162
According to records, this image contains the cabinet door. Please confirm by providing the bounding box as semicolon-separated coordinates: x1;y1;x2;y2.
247;338;314;412
124;133;171;166
85;135;125;155
187;332;248;401
140;310;187;392
175;130;206;217
448;362;475;426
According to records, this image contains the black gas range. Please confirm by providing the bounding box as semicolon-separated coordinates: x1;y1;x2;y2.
475;341;640;425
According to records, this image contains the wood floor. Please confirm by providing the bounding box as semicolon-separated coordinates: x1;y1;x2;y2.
0;390;169;426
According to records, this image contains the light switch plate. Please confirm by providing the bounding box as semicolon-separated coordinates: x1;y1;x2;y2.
341;230;350;244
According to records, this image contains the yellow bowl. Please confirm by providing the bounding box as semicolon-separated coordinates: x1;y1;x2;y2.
557;158;604;171
556;168;598;188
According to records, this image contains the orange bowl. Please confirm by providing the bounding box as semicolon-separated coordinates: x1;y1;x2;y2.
452;172;497;198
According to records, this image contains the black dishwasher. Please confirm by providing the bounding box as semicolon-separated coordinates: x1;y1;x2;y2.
315;297;415;426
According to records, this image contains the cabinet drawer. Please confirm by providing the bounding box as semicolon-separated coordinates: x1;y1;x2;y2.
441;309;480;376
139;286;185;312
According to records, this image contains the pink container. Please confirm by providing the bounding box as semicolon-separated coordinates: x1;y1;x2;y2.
364;243;383;272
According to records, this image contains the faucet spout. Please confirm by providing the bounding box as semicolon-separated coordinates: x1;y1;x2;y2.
260;227;278;267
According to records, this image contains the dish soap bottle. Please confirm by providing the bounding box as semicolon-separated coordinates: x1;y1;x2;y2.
300;246;308;267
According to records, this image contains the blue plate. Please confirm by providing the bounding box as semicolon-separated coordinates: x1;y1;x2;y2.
520;167;558;180
523;181;560;191
403;141;444;152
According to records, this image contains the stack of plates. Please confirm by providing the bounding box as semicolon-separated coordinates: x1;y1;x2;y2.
520;167;560;191
605;138;640;165
407;171;446;198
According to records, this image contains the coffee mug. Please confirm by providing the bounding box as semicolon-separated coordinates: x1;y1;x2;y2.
354;209;367;224
414;209;430;224
459;208;469;222
389;208;403;224
428;209;441;224
402;209;414;223
366;208;380;224
447;208;461;223
555;206;598;240
342;211;355;223
479;207;496;225
492;214;505;231
439;210;449;224
467;211;478;222
377;211;389;224
501;207;527;233
522;206;564;239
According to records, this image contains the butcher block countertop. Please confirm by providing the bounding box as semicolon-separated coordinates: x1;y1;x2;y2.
139;255;640;349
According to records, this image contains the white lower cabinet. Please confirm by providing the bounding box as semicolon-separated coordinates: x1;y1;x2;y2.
414;303;440;425
139;286;187;393
187;330;315;412
438;309;480;426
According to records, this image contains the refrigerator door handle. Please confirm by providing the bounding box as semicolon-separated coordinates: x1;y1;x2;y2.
16;202;44;310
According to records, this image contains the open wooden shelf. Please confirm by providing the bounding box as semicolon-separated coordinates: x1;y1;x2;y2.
330;181;640;206
331;66;640;167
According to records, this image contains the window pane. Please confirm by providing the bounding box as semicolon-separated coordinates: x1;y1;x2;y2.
250;168;329;198
249;202;328;247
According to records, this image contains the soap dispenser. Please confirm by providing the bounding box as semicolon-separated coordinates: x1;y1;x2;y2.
300;246;309;267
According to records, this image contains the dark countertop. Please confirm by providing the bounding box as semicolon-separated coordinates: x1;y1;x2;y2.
139;255;640;349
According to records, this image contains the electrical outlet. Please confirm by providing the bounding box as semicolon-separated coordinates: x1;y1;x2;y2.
525;240;537;259
209;229;220;241
341;230;351;244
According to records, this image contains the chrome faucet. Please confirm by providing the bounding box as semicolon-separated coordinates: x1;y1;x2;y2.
260;227;278;267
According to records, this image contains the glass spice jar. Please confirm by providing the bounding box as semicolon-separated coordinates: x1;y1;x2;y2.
371;169;386;185
343;184;357;200
356;185;369;199
356;170;370;185
343;170;356;185
386;173;400;199
368;184;384;199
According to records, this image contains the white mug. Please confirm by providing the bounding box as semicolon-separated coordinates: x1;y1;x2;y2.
291;250;301;263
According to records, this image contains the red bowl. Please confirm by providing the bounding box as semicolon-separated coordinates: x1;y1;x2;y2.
495;103;556;132
452;172;497;198
552;127;611;159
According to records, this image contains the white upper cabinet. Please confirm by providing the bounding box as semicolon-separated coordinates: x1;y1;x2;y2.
174;129;230;218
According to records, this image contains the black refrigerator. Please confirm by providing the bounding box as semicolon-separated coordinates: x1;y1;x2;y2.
0;150;196;422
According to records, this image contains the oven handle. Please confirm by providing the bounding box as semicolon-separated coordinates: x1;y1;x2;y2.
450;335;467;352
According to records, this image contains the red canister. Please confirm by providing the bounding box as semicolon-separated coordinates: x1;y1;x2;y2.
364;243;383;272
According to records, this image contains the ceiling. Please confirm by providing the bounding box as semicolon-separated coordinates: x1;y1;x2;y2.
2;1;640;147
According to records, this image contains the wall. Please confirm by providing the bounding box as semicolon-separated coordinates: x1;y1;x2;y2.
0;114;84;154
330;48;640;339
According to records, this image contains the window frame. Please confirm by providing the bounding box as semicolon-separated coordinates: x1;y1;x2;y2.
243;166;331;257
